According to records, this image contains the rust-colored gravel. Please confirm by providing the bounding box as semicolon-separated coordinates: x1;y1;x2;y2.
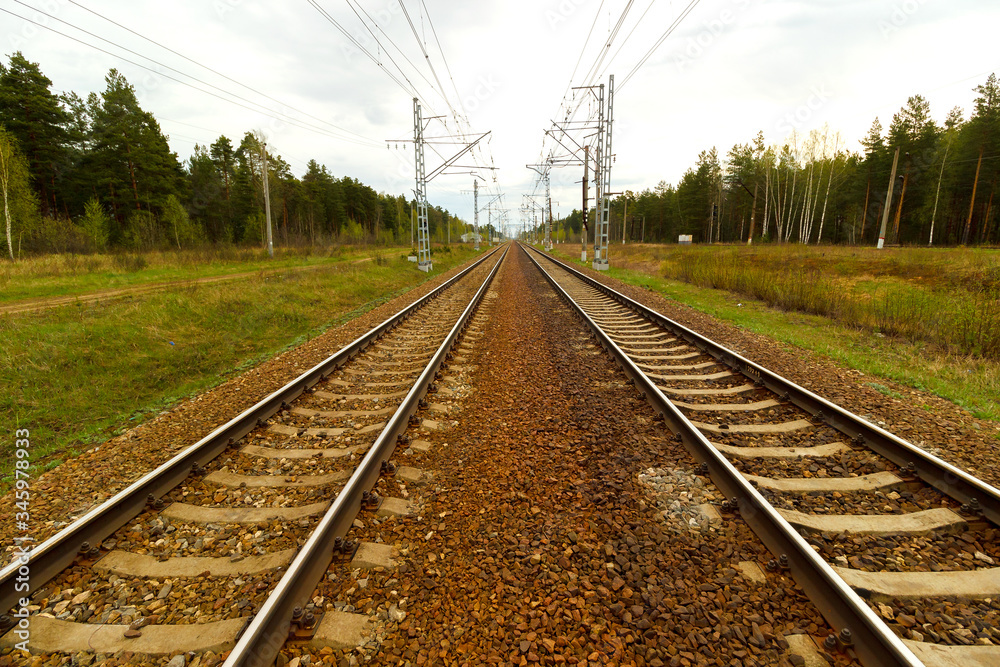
555;255;1000;493
0;254;492;558
0;252;504;667
285;246;853;667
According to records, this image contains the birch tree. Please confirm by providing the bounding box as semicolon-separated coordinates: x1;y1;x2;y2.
0;126;35;260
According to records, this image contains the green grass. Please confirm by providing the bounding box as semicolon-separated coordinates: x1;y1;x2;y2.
553;247;1000;423
649;245;1000;360
866;383;904;400
0;244;419;304
0;246;478;488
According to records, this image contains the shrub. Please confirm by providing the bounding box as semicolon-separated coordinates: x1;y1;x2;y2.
111;252;148;272
79;198;111;251
162;194;203;248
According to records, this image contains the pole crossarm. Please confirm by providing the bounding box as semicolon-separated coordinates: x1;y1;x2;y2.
426;132;491;183
545;124;595;166
392;93;498;271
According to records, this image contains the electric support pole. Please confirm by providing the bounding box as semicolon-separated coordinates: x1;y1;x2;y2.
392;99;492;271
877;147;899;250
545;168;553;251
526;160;554;251
413;98;432;272
622;197;628;244
582;146;589;261
474;179;480;251
594;75;613;271
262;142;274;258
592;83;606;269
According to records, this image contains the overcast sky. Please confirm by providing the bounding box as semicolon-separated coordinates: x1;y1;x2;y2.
5;0;999;232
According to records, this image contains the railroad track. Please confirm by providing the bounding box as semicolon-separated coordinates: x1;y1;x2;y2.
524;243;1000;667
0;245;507;667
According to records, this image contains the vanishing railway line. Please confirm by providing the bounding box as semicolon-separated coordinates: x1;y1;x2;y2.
0;246;506;667
3;242;999;667
525;244;1000;667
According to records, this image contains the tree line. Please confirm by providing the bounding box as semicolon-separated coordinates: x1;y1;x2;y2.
551;74;1000;247
0;53;469;259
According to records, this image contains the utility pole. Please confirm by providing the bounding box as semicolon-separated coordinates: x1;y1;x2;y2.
413;98;431;272
877;146;900;249
546;167;553;251
526;160;553;251
582;145;589;261
391;98;492;271
965;145;985;245
621;196;628;244
546;87;610;262
891;155;910;244
262;142;274;258
593;75;613;271
461;178;488;251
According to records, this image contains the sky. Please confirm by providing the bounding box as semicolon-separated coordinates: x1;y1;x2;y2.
4;0;999;235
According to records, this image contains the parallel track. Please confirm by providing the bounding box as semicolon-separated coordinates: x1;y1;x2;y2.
0;245;507;666
524;243;1000;667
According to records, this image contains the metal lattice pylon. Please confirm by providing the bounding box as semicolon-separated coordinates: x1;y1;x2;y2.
544;164;552;251
474;179;480;251
413;98;432;272
593;75;613;270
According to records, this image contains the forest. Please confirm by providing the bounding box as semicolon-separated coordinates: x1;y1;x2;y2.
0;53;470;259
552;74;1000;247
2;51;998;257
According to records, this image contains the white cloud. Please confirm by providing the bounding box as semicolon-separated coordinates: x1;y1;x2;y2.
6;0;999;233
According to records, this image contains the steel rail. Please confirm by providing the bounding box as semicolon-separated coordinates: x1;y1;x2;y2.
0;246;503;616
225;244;508;667
525;247;1000;526
522;243;922;667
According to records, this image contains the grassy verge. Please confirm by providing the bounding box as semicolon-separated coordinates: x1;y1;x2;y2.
0;244;421;304
0;246;478;488
552;247;1000;423
653;245;1000;360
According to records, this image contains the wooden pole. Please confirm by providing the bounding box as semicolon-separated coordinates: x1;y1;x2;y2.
860;178;871;244
892;168;909;244
747;181;758;245
964;145;985;244
877;147;900;249
262;143;274;257
581;146;589;261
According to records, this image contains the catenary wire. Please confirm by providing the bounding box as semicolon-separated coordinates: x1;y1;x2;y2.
61;0;377;144
0;6;384;149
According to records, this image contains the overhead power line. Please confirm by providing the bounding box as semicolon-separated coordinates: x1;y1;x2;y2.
62;0;376;144
342;0;441;103
595;0;657;82
4;4;383;148
306;0;426;104
619;0;702;89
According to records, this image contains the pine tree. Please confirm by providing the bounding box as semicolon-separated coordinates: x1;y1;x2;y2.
0;53;71;218
962;74;1000;243
85;69;184;243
